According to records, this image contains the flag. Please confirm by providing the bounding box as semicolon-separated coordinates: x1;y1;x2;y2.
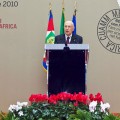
72;9;76;35
42;10;55;71
45;10;55;44
60;8;65;34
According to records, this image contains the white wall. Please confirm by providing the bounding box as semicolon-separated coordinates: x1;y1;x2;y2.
0;0;119;112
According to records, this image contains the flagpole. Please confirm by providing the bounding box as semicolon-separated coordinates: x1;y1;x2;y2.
74;1;77;14
60;0;65;34
62;0;64;9
49;2;52;10
74;1;77;9
47;2;52;96
72;1;77;35
47;1;51;95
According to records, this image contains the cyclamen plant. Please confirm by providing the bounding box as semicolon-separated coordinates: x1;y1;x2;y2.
1;92;119;120
8;102;28;117
88;93;110;120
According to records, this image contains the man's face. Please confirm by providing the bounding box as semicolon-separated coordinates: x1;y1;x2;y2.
64;21;74;36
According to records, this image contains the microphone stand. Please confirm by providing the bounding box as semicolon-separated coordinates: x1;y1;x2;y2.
63;42;70;51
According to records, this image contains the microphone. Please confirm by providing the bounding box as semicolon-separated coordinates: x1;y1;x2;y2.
64;40;70;51
65;40;67;47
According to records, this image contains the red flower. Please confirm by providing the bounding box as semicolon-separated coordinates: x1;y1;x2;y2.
89;94;94;101
48;94;58;104
95;93;103;103
74;101;78;106
29;92;103;106
29;94;48;103
69;92;88;105
57;92;72;101
89;93;103;103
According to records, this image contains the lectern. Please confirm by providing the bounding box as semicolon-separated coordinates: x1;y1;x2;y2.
45;44;89;96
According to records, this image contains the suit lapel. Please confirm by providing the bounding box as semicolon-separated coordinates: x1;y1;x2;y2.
70;35;77;43
60;34;66;43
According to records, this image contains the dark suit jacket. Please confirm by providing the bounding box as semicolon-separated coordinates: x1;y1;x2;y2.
54;34;83;44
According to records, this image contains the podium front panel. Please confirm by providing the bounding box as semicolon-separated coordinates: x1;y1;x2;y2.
48;50;85;95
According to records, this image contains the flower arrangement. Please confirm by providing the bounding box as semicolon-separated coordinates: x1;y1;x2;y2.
0;92;120;120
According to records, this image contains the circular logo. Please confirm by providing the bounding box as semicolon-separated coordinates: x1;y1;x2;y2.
97;9;120;54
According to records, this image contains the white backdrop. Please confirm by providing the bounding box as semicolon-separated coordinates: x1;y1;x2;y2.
0;0;120;112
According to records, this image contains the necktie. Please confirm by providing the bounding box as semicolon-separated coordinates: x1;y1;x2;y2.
66;37;70;44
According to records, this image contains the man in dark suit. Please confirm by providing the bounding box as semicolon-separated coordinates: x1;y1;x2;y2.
48;21;85;95
55;20;83;44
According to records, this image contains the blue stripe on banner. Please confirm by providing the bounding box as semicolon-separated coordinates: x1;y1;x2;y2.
72;15;76;35
49;10;53;20
42;61;47;71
